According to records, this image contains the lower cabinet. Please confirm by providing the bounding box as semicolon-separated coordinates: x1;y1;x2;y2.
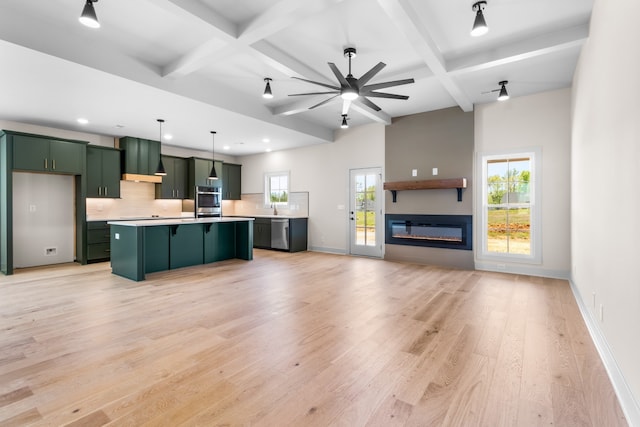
253;218;272;249
252;217;308;252
87;221;111;262
144;226;170;274
204;222;236;262
142;222;248;275
170;224;204;269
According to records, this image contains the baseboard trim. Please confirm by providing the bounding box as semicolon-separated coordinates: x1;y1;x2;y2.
569;279;640;426
308;246;347;255
474;261;569;279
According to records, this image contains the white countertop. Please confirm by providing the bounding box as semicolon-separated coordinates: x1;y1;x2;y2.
107;217;254;227
229;214;308;219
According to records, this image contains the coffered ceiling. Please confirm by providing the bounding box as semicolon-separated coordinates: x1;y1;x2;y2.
0;0;592;155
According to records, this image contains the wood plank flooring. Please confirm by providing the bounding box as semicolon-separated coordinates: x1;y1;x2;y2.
0;250;627;426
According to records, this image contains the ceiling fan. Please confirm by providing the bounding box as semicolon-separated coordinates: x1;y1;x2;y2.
289;47;415;116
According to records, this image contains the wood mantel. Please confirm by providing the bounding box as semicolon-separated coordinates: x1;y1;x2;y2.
383;178;467;202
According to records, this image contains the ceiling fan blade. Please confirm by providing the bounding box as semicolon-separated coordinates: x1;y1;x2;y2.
289;91;340;96
361;78;415;92
292;76;340;91
358;62;386;86
342;99;351;115
328;63;349;87
309;95;339;109
363;92;409;100
358;97;382;112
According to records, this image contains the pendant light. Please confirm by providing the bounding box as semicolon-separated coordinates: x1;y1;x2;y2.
497;80;509;101
154;119;166;176
471;1;488;37
79;0;100;29
340;114;349;129
208;131;218;180
263;78;273;99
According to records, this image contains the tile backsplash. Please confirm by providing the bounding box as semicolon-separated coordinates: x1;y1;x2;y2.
86;181;184;220
229;192;309;217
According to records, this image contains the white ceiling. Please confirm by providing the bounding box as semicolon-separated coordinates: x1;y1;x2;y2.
0;0;592;156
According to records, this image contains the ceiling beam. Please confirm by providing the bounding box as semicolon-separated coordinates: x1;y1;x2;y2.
238;0;346;45
376;0;474;112
351;102;392;125
447;23;589;76
162;0;343;82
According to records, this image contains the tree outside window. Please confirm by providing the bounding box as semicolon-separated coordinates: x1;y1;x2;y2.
485;156;533;256
264;172;289;205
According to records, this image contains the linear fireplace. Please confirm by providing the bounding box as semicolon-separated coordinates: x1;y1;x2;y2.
385;214;472;250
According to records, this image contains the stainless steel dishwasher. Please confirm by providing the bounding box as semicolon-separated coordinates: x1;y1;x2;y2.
271;219;289;250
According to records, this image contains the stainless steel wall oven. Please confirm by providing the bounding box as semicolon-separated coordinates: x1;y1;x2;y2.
195;186;221;217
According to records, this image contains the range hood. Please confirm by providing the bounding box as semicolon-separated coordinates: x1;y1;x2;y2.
121;173;162;183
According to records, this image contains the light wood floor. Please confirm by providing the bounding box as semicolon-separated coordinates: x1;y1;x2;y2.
0;250;627;426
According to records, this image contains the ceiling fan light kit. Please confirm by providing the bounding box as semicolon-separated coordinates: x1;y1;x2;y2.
497;80;509;101
79;0;100;29
471;1;488;37
262;78;273;99
288;47;414;120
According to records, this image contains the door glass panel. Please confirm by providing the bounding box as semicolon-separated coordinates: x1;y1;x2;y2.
350;168;382;257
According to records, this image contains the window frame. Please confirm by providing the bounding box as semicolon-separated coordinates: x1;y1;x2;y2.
264;171;290;207
477;148;542;264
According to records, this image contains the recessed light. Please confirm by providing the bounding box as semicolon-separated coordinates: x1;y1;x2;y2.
266;148;272;152
262;138;270;143
223;145;230;150
77;118;89;124
164;134;173;140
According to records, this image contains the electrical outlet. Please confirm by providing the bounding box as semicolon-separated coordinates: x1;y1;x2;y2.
412;169;417;177
29;204;36;213
44;247;57;256
432;167;438;176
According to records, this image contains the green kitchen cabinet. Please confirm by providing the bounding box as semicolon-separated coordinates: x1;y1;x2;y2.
253;218;272;249
187;157;223;198
155;155;187;199
204;222;236;263
13;134;84;174
118;136;161;176
144;226;170;274
169;223;204;269
222;163;241;200
87;146;121;198
87;221;111;262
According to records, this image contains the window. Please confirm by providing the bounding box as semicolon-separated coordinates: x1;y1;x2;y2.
478;149;540;263
264;171;289;205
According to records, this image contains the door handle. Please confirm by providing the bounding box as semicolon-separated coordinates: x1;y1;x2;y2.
98;186;102;196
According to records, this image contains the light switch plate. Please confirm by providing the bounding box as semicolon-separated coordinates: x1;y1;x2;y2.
432;168;438;176
412;169;417;177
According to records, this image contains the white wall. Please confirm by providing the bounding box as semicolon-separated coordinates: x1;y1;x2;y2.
474;89;572;278
12;172;75;267
241;123;385;253
571;0;640;420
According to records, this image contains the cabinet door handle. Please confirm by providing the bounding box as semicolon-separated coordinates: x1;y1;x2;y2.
44;158;48;169
52;159;56;170
105;187;108;196
99;187;102;196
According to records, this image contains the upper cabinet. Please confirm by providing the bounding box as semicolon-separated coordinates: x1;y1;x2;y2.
155;155;187;199
222;163;241;200
118;137;161;176
87;146;121;198
187;157;223;199
13;134;85;175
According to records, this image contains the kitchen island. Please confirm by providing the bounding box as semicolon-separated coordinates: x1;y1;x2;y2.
108;217;253;281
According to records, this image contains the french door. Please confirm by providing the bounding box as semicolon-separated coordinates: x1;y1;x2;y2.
349;167;383;258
